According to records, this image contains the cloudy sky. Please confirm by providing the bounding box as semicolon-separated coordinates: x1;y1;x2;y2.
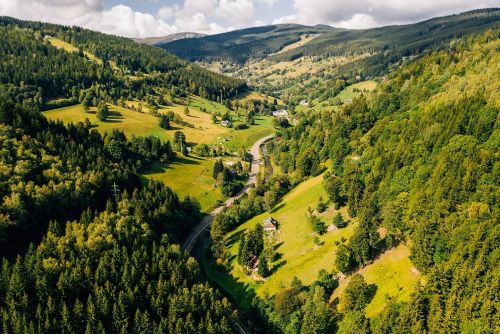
1;0;499;37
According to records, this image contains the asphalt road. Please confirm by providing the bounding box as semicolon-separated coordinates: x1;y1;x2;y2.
181;134;274;253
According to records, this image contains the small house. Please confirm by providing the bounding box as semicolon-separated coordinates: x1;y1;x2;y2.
263;217;279;232
249;256;260;271
272;109;288;117
299;99;309;106
345;99;353;103
221;120;231;127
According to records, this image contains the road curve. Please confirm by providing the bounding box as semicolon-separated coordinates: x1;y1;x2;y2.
182;134;274;253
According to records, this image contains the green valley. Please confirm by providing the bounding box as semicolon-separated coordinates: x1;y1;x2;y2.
0;6;499;334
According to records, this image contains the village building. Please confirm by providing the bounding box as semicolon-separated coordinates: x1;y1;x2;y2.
299;99;309;106
263;217;279;232
249;256;260;271
272;109;288;117
221;120;231;127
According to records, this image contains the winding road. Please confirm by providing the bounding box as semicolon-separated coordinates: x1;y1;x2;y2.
182;134;274;253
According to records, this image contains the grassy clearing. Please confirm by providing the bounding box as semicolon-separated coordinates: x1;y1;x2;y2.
222;116;275;151
140;157;224;212
270;34;320;56
45;96;274;212
205;173;358;304
238;91;285;106
43;98;275;151
335;80;378;102
44;104;171;141
331;244;421;317
46;37;103;65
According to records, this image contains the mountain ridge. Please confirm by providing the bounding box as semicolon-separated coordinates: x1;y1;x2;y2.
133;32;206;46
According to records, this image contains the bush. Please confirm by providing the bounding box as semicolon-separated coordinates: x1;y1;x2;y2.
309;215;326;235
43;97;78;110
317;197;327;213
234;123;249;130
333;212;348;228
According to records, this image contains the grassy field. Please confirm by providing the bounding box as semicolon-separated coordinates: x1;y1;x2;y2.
141;157;224;212
43;98;275;151
44;104;171;141
45;97;275;213
335;80;378;102
331;244;421;317
204;173;359;305
270;34;319;56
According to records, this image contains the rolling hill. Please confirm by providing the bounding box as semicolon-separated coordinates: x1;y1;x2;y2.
161;9;500;78
160;23;334;63
133;32;206;46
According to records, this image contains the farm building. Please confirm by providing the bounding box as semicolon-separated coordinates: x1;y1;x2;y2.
272;109;288;117
299;100;309;106
249;256;260;271
263;217;279;232
221;120;232;127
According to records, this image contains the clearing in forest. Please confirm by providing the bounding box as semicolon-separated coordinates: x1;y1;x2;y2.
204;173;357;308
331;244;422;317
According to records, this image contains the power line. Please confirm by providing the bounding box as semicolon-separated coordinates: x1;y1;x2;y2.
111;182;120;203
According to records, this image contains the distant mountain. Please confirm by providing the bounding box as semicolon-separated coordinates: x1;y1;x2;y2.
159;24;335;63
160;9;500;66
134;32;206;46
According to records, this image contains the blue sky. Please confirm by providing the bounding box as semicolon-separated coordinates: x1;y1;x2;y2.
1;0;499;37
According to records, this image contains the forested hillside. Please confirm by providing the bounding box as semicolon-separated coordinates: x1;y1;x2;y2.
0;8;499;334
0;17;249;332
208;31;499;333
269;30;499;332
273;8;500;77
161;9;499;77
0;17;247;107
160;24;333;63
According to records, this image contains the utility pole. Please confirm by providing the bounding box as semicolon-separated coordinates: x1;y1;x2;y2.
111;182;120;204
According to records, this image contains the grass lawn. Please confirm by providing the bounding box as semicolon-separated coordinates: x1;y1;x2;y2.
140;156;224;213
335;80;378;102
222;116;275;152
205;173;359;304
331;244;422;317
43;99;275;152
44;104;171;141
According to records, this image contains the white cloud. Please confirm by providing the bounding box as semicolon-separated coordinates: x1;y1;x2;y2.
0;0;177;37
291;0;500;28
1;0;498;37
157;0;256;34
272;14;297;24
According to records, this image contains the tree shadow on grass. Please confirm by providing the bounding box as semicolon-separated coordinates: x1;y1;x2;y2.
172;156;201;165
367;283;378;304
226;230;245;248
270;202;286;213
270;260;287;275
203;246;257;313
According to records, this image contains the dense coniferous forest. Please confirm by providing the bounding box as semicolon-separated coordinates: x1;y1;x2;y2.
0;99;239;332
0;17;246;333
0;17;247;106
